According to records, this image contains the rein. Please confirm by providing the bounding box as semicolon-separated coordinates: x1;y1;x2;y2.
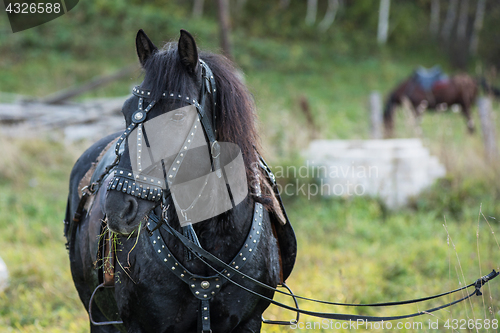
159;213;498;323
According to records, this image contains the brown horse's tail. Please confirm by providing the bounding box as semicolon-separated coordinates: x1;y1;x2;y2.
383;93;397;137
479;77;500;98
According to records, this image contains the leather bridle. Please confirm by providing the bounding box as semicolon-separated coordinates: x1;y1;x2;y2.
100;59;220;202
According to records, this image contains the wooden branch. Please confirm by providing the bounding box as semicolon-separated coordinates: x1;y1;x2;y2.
41;64;139;105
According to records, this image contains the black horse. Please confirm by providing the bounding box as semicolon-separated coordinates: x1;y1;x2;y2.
65;30;296;332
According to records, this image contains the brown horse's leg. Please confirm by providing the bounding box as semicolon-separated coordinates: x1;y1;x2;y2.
383;99;397;138
414;104;425;137
461;103;475;134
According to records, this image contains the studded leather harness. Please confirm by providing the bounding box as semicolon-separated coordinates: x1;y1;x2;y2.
146;202;264;333
83;59;270;332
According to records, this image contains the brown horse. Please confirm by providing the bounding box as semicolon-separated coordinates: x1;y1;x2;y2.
383;72;499;137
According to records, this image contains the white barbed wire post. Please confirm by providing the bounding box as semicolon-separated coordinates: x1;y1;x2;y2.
478;97;499;162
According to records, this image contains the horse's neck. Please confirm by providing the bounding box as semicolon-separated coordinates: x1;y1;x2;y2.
195;196;254;254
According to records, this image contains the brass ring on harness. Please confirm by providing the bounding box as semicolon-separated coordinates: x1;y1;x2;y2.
211;141;221;159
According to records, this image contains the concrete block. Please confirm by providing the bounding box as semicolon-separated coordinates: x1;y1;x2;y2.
0;256;8;292
305;139;446;208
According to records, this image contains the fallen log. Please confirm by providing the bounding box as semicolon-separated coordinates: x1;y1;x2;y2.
41;64;139;104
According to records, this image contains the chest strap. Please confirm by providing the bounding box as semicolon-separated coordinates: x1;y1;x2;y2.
146;202;264;333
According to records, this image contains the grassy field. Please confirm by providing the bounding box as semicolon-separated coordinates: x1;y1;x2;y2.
1;28;500;333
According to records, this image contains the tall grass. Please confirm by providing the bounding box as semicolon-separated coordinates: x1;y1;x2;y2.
0;138;88;332
0;136;498;332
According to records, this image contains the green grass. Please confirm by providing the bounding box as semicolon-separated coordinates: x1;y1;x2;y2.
0;141;498;332
261;196;500;333
0;139;88;332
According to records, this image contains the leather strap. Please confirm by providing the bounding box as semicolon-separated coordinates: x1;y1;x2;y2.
147;202;264;288
200;299;211;333
65;188;89;249
102;228;115;287
163;220;499;323
146;202;264;332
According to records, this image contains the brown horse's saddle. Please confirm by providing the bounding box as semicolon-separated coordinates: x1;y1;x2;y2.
80;140;297;283
414;65;448;91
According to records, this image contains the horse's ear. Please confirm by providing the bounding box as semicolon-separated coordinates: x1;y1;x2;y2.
178;29;199;74
136;29;158;67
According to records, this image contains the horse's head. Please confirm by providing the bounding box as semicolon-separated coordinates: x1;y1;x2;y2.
105;29;215;235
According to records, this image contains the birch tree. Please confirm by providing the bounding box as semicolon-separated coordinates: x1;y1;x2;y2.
456;0;469;41
377;0;391;44
469;0;486;55
280;0;290;10
305;0;318;26
429;0;440;37
318;0;340;32
236;0;247;13
192;0;204;19
441;0;458;41
217;0;232;59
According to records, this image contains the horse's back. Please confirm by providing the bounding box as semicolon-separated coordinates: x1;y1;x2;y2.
67;132;121;221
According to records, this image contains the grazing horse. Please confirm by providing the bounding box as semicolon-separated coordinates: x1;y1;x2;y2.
383;69;499;137
65;29;296;332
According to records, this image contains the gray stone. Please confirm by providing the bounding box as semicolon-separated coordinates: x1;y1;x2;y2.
304;139;446;208
0;256;8;292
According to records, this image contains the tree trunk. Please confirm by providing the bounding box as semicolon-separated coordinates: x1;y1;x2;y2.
305;0;318;26
478;97;499;162
469;0;486;55
318;0;340;32
377;0;391;44
369;91;383;139
236;0;247;13
429;0;440;37
456;0;469;41
192;0;204;19
217;0;233;60
280;0;290;10
441;0;458;41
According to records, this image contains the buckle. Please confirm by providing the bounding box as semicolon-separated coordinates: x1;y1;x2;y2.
132;110;146;123
211;141;221;159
